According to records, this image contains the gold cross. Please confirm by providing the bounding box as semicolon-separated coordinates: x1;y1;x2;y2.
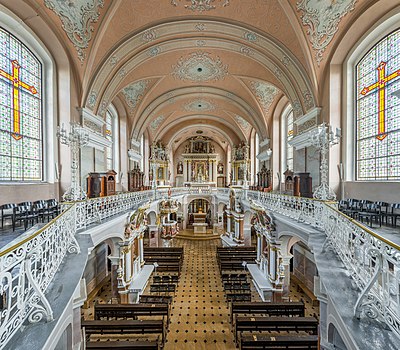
0;59;38;140
361;61;400;141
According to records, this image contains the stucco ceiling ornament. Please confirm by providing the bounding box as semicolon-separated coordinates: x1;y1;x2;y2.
98;100;108;117
250;81;280;113
171;0;230;12
184;99;216;112
142;29;157;42
148;47;161;57
297;0;357;65
244;31;258;42
302;90;314;111
234;115;251;134
109;56;119;67
196;40;206;47
195;23;206;31
281;56;291;67
292;100;302;118
87;91;97;109
44;0;104;61
150;115;165;134
172;52;228;82
240;46;253;56
122;80;150;110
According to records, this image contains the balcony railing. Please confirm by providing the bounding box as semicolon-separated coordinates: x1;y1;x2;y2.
0;188;399;348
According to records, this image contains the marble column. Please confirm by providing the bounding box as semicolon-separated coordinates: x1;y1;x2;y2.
139;233;144;266
226;213;231;235
124;246;132;284
256;233;262;262
281;255;292;299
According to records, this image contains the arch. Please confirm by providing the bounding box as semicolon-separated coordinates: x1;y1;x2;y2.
147;210;157;226
85;20;316;120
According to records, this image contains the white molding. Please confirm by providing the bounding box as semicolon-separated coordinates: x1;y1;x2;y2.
257;149;272;161
259;138;270;148
288;127;318;150
294;107;321;126
78;107;105;126
128;149;142;162
131;139;141;148
77;126;111;150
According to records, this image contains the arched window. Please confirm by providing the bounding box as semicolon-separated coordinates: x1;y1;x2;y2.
0;27;42;181
356;28;400;180
281;105;294;174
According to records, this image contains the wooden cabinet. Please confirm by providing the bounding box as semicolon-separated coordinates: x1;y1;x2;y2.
87;170;117;198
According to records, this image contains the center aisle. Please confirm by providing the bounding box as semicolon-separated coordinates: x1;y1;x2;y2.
164;239;237;350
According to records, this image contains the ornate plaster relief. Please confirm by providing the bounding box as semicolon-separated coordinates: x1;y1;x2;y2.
184;99;216;112
297;0;357;65
122;80;150;110
171;0;230;12
250;81;280;113
44;0;104;61
172;52;228;82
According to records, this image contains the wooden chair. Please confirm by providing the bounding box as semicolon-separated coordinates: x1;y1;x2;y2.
383;203;400;227
1;203;16;229
13;202;39;231
358;203;382;228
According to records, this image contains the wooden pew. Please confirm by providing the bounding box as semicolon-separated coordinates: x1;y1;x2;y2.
150;284;176;293
240;335;318;350
230;301;305;324
94;303;169;326
86;340;159;350
219;260;249;271
82;319;165;344
235;316;318;343
226;292;252;302
139;295;173;306
217;247;255;252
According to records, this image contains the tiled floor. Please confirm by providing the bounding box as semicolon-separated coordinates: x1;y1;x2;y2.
82;237;320;349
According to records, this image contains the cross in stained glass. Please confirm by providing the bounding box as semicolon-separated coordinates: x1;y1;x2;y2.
0;59;38;140
360;61;400;140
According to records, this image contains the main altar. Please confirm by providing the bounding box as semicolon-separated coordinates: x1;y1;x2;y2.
180;136;218;186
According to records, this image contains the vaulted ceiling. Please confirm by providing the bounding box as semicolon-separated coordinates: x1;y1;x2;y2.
17;0;385;151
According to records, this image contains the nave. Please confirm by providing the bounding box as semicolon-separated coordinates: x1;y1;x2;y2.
82;237;319;349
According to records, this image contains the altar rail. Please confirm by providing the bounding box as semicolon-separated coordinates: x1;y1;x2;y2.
1;188;399;348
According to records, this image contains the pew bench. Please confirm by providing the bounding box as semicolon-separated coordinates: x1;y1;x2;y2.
230;302;305;324
86;340;159;350
82;319;165;343
139;295;173;306
235;316;318;343
292;274;319;307
226;292;252;302
240;335;318;350
94;303;169;326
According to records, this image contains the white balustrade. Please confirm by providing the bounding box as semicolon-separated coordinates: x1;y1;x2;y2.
0;204;79;348
1;188;399;346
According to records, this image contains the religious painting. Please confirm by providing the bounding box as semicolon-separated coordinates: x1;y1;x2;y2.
217;162;224;174
157;167;163;179
177;160;183;174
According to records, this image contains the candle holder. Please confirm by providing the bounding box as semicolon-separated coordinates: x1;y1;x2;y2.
57;122;89;201
311;123;341;201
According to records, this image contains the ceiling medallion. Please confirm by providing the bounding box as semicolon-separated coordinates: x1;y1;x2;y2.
172;52;228;82
171;0;230;12
184;99;216;112
250;81;280;113
44;0;104;61
122;80;150;110
297;0;357;65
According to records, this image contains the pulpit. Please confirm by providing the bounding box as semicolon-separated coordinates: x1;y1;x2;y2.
87;170;117;198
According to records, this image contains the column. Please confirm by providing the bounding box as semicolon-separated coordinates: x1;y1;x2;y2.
281;256;292;299
139;232;144;266
124;246;132;284
108;256;121;300
256;233;262;262
226;213;231;235
269;246;276;282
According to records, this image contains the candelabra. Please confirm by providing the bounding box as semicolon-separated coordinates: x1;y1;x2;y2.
311;123;341;201
57;122;89;201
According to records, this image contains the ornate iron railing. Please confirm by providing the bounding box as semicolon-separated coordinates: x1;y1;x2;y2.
245;190;400;339
0;204;79;349
1;188;399;347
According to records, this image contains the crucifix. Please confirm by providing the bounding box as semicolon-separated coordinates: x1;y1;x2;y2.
0;59;38;140
360;61;400;141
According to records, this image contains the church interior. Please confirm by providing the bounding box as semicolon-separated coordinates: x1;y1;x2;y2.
0;1;400;349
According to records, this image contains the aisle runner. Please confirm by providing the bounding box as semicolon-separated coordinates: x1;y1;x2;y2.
165;239;237;350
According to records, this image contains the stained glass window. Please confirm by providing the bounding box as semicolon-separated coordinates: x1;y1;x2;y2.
0;28;42;181
356;28;400;180
105;110;113;170
286;109;294;170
